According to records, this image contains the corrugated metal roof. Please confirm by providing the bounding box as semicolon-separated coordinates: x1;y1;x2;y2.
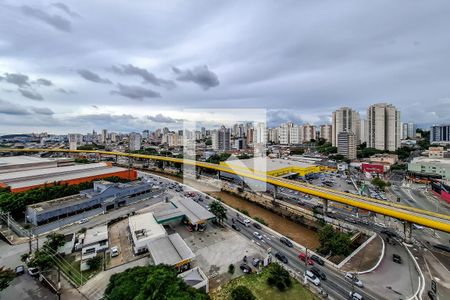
171;197;215;224
148;233;195;265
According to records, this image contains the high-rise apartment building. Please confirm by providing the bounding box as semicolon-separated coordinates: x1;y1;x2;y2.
142;130;149;140
332;107;360;146
319;125;332;143
302;124;316;143
212;126;231;152
367;103;401;151
401;123;416;140
278;122;293;145
101;129;108;144
267;128;279;144
254;122;267;144
337;131;357;159
129;132;142;151
289;125;302;144
68;133;83;150
430;124;450;144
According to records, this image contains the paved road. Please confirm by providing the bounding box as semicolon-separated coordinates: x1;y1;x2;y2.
146;172;381;300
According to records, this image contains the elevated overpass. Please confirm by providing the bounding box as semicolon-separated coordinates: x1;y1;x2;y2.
2;148;450;234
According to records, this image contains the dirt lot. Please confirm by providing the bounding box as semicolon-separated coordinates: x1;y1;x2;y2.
107;218;135;268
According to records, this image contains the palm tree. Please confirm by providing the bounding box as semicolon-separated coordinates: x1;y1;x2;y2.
209;200;227;224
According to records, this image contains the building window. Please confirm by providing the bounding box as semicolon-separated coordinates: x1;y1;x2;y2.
99;241;107;246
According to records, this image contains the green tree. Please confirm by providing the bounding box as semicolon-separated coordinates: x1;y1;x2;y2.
230;285;256;300
317;224;352;256
104;265;208;300
45;233;66;251
87;255;103;270
0;267;15;291
371;177;391;191
209;200;227;224
266;263;292;292
27;250;53;271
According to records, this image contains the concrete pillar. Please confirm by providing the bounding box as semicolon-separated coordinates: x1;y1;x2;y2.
273;185;278;200
115;155;118;163
323;199;328;215
404;221;412;244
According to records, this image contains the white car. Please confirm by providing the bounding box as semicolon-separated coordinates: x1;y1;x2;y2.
110;246;119;257
345;272;363;287
253;232;263;240
306;270;321;286
349;291;363;300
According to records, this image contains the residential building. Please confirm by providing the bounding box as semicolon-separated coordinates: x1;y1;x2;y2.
289;125;302;144
332;107;361;146
360;119;367;144
254;122;267;144
428;147;445;159
430;124;450;145
211;126;231;152
267;128;279;144
68;133;83;150
101;129;108;144
337;131;357;160
367;103;401;151
402;122;416;140
142;130;149;140
129;132;142;151
302;124;316;143
319;125;332;143
278;122;293;145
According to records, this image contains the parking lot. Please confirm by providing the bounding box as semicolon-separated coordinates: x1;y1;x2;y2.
107;218;135;268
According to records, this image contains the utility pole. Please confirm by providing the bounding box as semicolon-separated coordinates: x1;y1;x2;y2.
57;265;61;300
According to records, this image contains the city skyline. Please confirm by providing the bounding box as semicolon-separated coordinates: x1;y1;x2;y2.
1;1;450;133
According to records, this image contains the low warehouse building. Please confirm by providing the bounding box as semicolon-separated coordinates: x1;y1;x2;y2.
0;161;137;193
81;225;108;271
148;233;195;272
0;156;74;174
178;267;209;293
26;180;158;226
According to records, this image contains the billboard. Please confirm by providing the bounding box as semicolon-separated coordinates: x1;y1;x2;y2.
361;163;384;174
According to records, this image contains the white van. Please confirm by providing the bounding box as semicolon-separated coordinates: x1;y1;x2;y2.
349;291;363;300
306;270;321;286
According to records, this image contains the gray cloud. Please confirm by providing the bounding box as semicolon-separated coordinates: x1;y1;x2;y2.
30;107;54;115
21;5;72;32
77;69;112;84
268;110;304;127
55;88;76;94
18;88;44;101
111;64;176;89
0;73;30;87
0;99;29;115
172;65;219;90
34;78;53;86
51;3;79;18
147;113;179;123
111;83;161;100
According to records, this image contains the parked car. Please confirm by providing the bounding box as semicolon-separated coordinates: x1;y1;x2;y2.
252;222;262;230
110;246;119;257
305;270;321;286
310;266;326;280
231;224;241;231
239;263;252;274
253;231;263;240
310;254;324;266
77;218;88;224
345;272;363;287
299;252;314;265
252;258;261;267
349;291;364;300
393;254;402;264
280;236;293;247
15;265;25;276
275;252;288;264
28;267;40;277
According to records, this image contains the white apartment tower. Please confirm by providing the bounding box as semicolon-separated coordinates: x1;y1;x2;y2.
278;122;293;145
129;132;142;151
319;125;332;143
332;107;361;146
367;103;401;151
302;124;316;143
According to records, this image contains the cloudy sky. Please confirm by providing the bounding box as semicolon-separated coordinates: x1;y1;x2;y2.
1;0;450;134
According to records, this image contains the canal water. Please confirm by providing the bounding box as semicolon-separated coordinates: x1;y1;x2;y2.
149;171;320;249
